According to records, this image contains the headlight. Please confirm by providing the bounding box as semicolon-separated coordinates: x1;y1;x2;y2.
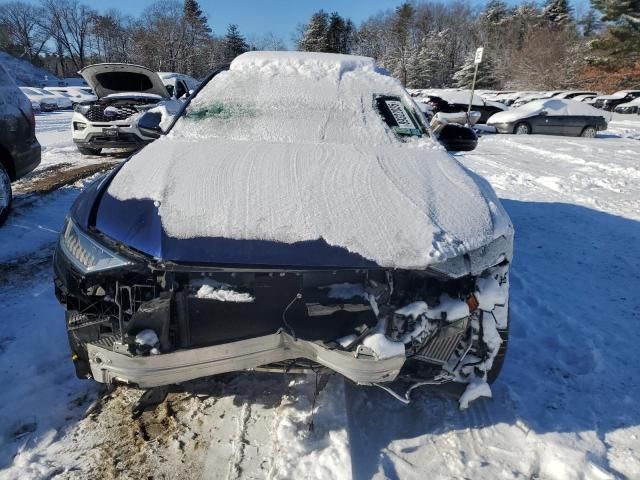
428;235;513;279
60;219;131;273
74;104;90;116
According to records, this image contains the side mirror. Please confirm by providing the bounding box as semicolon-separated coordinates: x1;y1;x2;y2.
539;110;548;116
137;111;164;138
439;124;478;152
165;84;175;97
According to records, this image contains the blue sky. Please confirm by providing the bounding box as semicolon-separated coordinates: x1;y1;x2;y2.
25;0;589;46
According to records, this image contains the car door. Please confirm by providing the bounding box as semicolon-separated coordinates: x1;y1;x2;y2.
529;111;558;134
557;115;585;136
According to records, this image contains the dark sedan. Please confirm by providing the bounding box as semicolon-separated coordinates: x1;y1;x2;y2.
487;99;610;137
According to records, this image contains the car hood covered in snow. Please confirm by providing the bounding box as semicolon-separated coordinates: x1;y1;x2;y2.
79;63;170;99
94;137;512;269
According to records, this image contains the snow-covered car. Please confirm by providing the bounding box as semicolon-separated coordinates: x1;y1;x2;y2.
593;90;640;111
46;86;97;105
41;89;73;109
157;72;199;98
511;92;555;108
0;65;40;225
487;98;610;137
614;98;640;114
417;89;507;124
573;94;597;104
19;87;58;112
71;63;177;155
53;52;513;408
553;91;598;100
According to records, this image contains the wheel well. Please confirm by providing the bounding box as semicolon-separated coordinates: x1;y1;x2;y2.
0;144;16;181
513;121;530;133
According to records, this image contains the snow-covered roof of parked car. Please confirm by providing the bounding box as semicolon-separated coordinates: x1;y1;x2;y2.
597;90;640;100
487;98;612;124
107;51;512;269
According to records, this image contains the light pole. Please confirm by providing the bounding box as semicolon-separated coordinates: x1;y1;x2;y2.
467;47;484;124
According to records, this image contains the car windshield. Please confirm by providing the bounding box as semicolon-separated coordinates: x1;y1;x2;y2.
170;62;430;147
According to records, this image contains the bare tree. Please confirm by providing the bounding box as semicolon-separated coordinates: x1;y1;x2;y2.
43;0;97;72
0;1;49;61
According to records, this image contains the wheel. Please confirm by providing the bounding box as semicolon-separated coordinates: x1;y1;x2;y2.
77;146;102;156
581;126;597;138
0;164;12;226
514;122;531;135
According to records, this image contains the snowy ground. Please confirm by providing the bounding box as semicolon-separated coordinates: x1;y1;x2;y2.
0;112;639;479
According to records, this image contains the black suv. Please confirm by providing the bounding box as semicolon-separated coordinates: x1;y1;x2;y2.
0;64;41;225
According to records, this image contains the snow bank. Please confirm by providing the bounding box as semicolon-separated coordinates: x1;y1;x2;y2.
488;98;611;124
107;52;511;269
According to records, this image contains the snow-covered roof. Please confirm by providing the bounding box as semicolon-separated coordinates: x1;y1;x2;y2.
487;98;611;124
616;97;640;107
107;51;511;269
598;90;640;100
487;98;612;124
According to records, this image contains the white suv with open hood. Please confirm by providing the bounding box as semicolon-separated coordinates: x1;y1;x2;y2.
72;63;178;155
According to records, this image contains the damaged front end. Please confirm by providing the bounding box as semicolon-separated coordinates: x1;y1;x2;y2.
54;218;511;407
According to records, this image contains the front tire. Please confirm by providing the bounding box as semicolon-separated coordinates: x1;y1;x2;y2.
514;122;531;135
581;126;597;138
77;146;102;156
0;164;12;226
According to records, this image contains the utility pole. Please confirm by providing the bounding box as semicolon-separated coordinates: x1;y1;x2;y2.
467;47;484;122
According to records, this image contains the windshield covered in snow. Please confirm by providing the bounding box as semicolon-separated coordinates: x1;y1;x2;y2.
169;52;431;146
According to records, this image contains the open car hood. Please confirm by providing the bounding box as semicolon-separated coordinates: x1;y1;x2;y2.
89;137;513;269
79;63;169;99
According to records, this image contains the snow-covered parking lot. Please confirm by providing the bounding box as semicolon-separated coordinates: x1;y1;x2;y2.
0;111;639;480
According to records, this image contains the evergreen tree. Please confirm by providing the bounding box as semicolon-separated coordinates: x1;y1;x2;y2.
542;0;573;27
453;52;498;89
388;3;415;85
222;24;249;62
298;10;329;52
183;0;211;75
590;0;640;61
580;9;600;37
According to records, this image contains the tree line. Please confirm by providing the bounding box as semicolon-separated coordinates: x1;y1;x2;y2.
1;0;639;91
0;0;284;79
297;0;640;92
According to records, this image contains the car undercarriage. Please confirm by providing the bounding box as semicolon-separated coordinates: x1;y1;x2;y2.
53;230;510;403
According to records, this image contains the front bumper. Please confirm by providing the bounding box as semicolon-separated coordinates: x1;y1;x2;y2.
88;331;404;388
72;114;155;150
488;122;513;134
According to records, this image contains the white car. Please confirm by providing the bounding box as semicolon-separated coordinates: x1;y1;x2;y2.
573;94;597;104
553;91;598;100
72;64;179;155
614;98;640;114
46;86;97;105
157;72;199;98
19;87;58;112
41;89;73;109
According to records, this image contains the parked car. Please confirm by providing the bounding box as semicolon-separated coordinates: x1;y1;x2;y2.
71;63;180;155
54;52;513;407
419;89;507;124
45;86;97;105
157;72;199;98
593;90;640;111
0;65;41;225
572;94;597;104
41;89;73;109
614;98;640;114
487;98;610;137
19;87;58;112
553;91;598;100
511;92;554;108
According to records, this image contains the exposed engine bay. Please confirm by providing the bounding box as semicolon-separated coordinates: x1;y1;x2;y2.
54;235;510;408
79;96;160;123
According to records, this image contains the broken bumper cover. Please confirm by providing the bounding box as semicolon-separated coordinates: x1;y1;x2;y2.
88;332;404;389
